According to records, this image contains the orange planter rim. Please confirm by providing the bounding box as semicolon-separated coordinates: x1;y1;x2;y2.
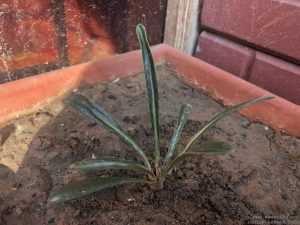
0;44;299;137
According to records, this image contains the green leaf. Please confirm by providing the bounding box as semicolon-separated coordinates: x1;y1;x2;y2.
49;177;147;203
136;24;160;169
186;141;231;154
181;96;274;154
162;141;231;176
165;104;191;163
70;159;154;176
65;94;151;170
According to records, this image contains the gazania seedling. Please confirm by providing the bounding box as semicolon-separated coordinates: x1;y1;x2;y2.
49;24;273;203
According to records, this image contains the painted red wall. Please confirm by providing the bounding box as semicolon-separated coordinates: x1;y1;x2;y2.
196;0;300;105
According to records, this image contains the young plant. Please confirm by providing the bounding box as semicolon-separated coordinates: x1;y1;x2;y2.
49;24;273;203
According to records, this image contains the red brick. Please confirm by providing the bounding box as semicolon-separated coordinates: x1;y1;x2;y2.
63;0;167;64
201;0;300;63
249;52;300;105
0;0;53;18
0;0;58;72
196;31;253;79
127;0;168;51
63;0;116;65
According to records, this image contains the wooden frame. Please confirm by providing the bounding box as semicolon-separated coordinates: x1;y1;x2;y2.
164;0;200;55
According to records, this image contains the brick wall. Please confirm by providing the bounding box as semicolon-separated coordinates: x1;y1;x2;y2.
0;0;167;83
196;0;300;105
0;1;59;79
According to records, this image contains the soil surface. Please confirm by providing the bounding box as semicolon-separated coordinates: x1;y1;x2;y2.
0;65;299;225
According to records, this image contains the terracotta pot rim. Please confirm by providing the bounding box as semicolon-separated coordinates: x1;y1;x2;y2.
0;44;299;137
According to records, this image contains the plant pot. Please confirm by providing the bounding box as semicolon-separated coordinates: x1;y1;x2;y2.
0;45;300;224
1;44;300;137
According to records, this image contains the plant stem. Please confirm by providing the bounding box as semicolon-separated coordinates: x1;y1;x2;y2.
154;144;160;172
154;176;164;191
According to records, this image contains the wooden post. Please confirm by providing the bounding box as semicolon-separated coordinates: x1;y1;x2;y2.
164;0;200;55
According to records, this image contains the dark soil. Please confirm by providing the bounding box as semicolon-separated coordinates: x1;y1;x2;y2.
0;65;299;225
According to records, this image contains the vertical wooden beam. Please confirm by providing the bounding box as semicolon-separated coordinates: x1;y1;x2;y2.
53;0;69;67
164;0;200;55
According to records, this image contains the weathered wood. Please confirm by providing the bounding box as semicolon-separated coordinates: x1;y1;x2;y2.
164;0;200;55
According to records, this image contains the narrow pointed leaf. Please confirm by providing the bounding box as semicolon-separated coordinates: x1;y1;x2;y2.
186;141;231;154
66;94;116;126
165;104;191;162
65;94;151;169
162;142;231;176
182;96;274;154
136;24;160;168
70;159;154;175
49;177;147;203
